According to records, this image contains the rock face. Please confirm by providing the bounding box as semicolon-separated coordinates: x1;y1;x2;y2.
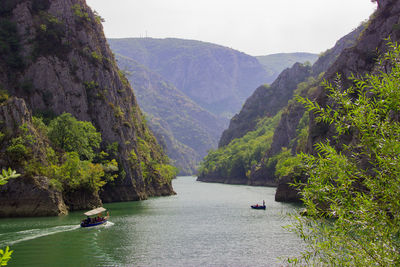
114;54;226;174
309;0;400;154
108;38;269;119
219;63;311;147
0;0;174;216
275;0;400;202
0;98;68;216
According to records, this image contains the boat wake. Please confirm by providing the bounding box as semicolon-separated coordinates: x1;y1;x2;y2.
0;225;80;246
104;221;114;227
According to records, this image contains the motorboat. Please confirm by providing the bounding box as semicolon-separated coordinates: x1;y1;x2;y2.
80;207;109;227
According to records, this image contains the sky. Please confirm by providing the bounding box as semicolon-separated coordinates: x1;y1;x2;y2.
86;0;376;56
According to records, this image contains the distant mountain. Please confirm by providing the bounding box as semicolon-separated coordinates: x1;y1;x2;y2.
198;23;365;187
108;38;269;119
256;53;318;84
115;54;226;174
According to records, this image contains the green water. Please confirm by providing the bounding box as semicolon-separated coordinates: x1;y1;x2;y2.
0;176;304;266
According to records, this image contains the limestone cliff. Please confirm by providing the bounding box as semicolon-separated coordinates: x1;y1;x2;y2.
219;63;311;148
0;0;174;216
275;0;400;202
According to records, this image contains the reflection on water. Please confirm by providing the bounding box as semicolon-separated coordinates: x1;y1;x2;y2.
0;176;304;266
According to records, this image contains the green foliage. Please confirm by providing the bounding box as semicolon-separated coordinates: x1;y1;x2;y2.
83;81;100;92
290;41;400;265
93;10;105;24
0;168;20;186
0;89;9;103
154;163;178;182
48;113;101;161
0;246;13;266
72;4;91;22
90;51;102;63
46;152;105;191
273;148;301;179
5;124;35;164
34;12;67;56
199;113;281;178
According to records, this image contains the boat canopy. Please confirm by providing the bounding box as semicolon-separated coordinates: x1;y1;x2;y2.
84;207;106;216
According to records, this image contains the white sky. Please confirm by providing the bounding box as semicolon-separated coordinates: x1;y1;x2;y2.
86;0;376;56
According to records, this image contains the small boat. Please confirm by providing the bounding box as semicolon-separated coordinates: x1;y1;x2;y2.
251;204;266;210
80;207;109;227
251;200;266;210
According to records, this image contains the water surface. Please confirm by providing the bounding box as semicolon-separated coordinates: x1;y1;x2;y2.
0;176;304;266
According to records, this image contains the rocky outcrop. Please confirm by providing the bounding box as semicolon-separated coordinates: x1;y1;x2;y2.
0;175;67;217
0;0;175;216
0;97;68;216
219;63;311;147
108;38;269;119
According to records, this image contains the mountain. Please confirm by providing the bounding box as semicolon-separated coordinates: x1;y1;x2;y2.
256;52;318;83
114;54;226;174
0;0;174;216
108;38;269;119
218;63;312;148
198;21;366;187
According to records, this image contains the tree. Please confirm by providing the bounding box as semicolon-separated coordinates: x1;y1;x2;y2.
48;113;101;160
290;41;400;265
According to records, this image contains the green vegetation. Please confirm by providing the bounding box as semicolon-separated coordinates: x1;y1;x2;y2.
2;113;119;195
48;113;101;161
71;4;90;22
199;113;281;179
0;244;12;266
289;42;400;265
33;11;69;58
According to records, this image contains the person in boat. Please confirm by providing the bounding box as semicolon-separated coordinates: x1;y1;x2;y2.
263;200;265;206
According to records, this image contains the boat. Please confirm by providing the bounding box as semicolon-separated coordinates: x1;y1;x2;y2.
80;207;109;227
251;204;266;210
251;200;266;210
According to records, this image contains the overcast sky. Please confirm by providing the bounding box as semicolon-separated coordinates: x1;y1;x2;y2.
86;0;376;56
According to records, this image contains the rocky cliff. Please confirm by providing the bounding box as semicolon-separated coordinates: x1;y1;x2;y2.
0;0;174;216
108;38;269;119
219;63;311;147
275;0;400;202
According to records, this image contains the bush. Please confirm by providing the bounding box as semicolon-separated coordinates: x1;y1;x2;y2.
289;41;400;265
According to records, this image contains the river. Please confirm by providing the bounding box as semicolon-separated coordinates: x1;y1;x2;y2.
0;176;304;266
